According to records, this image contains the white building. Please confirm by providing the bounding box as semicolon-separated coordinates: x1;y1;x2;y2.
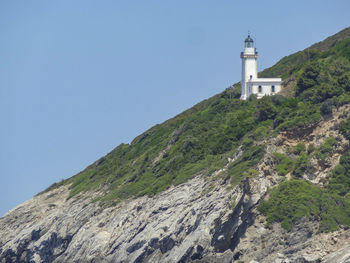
240;35;282;100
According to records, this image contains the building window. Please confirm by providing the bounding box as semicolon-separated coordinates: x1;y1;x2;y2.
250;75;252;80
258;85;262;93
272;85;275;93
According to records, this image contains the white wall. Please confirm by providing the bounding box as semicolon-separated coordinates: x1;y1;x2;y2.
248;80;281;98
241;47;258;100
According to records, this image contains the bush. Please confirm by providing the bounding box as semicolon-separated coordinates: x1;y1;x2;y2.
338;72;350;91
242;137;253;150
251;126;269;140
339;118;350;140
294;142;306;155
271;95;287;106
273;153;294;176
255;97;277;122
340;150;350;170
327;150;350;196
320;99;335;116
293;154;309;177
334;93;350;107
248;94;257;101
328;150;350;195
307;143;316;154
314;137;337;162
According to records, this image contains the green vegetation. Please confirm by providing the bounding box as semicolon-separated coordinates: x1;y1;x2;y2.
314;137;337;162
296;47;350;104
273;153;293;176
339;117;350;140
293;153;309;177
307;143;316;154
293;142;306;155
273;99;321;131
226;145;265;185
258;179;350;232
328;150;350;196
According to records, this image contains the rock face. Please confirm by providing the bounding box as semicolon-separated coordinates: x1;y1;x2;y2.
0;175;263;263
2;106;350;263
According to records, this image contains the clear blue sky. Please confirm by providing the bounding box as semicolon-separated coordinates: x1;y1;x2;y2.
0;1;349;216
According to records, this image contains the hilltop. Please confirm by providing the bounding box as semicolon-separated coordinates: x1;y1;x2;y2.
1;27;350;263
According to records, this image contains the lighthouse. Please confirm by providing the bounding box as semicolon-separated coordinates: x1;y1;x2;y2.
240;35;258;100
240;34;282;100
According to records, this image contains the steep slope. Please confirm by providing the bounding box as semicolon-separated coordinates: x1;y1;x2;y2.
1;27;350;263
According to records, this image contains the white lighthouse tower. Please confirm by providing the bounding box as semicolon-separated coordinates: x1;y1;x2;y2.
240;34;282;100
240;35;258;100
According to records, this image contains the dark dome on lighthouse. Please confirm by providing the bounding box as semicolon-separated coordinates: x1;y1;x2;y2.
244;34;254;48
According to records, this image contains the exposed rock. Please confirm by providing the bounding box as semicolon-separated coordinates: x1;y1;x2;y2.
0;175;247;263
324;244;350;263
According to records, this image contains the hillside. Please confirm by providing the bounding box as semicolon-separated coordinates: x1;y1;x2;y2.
1;27;350;263
48;27;350;205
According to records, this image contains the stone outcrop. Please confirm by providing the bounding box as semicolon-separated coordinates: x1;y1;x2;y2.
0;174;263;263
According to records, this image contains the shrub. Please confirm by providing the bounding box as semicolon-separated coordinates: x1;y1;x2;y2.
271;95;287;106
338;72;350;91
320;99;335;116
251;126;269;140
242;137;253;150
255;97;277;122
293;154;309;177
339;117;350;140
273;153;294;176
307;143;316;154
340;150;350;170
314;137;337;162
334;93;350;107
328;150;350;196
248;94;257;101
294;142;306;155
